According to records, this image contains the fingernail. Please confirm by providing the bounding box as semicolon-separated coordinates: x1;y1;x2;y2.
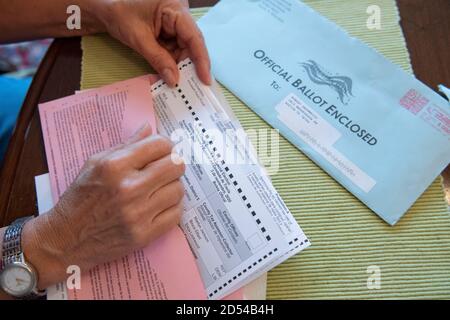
131;123;152;140
202;66;212;85
137;122;150;134
171;152;185;165
206;73;212;85
162;68;176;87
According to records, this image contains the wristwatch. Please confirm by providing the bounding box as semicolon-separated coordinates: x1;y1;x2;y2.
0;216;46;299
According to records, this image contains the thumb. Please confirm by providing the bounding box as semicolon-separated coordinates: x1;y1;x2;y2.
140;37;179;87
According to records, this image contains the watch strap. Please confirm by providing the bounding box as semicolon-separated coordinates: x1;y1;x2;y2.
2;217;31;267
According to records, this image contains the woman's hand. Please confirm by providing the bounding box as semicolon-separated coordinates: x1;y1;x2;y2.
93;0;211;87
1;0;211;86
21;125;186;289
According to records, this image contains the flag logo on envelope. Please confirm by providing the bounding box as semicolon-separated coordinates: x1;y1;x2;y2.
301;60;354;105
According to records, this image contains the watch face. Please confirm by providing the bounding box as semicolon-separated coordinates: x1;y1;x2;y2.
0;262;36;297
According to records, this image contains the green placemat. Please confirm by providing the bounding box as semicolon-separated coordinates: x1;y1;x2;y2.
81;1;450;299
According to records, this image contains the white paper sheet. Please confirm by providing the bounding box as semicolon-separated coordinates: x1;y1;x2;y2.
151;59;310;299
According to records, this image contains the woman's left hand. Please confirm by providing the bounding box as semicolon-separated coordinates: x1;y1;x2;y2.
93;0;211;87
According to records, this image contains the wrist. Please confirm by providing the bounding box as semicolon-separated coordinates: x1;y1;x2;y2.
21;214;71;290
86;0;114;34
71;0;108;35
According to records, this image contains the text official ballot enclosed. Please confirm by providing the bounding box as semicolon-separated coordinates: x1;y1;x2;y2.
198;0;450;225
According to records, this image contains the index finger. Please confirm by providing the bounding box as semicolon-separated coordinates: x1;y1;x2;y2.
176;11;212;85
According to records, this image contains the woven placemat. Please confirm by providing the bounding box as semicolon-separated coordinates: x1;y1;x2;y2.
81;1;450;299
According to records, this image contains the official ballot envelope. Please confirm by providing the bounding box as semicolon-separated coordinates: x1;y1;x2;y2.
198;0;450;225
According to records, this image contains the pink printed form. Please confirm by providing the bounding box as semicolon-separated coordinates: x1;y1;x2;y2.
38;75;214;300
39;75;158;201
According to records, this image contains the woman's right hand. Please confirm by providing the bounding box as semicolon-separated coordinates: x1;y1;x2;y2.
21;124;186;290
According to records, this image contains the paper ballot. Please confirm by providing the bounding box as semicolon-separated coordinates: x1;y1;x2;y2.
38;60;308;299
150;60;309;299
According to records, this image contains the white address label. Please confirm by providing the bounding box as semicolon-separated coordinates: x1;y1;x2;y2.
276;93;376;193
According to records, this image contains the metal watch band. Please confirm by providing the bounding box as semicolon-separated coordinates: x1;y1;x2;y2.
2;217;31;267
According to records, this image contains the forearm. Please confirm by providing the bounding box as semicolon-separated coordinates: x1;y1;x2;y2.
0;0;105;44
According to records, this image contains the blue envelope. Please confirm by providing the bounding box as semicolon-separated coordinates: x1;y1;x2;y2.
198;0;450;225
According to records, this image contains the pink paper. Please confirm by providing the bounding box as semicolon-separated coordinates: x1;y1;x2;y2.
39;75;243;300
39;75;158;201
69;226;207;300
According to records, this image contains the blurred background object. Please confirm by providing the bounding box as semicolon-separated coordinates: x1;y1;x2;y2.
0;39;52;164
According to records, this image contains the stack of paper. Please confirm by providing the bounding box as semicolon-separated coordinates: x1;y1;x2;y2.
37;59;309;299
38;74;211;300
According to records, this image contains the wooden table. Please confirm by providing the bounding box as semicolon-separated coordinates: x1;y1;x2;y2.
1;0;449;227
